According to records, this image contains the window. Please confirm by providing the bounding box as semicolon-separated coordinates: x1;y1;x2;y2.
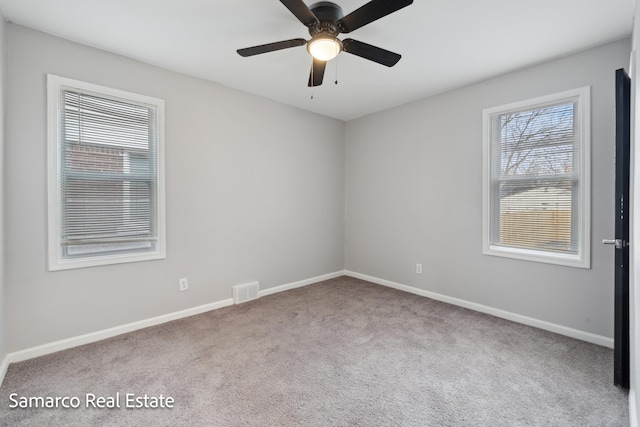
47;75;166;270
482;87;590;268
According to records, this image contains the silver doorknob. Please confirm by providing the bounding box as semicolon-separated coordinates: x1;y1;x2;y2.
602;239;624;248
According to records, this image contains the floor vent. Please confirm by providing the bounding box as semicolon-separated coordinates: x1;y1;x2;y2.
233;281;259;304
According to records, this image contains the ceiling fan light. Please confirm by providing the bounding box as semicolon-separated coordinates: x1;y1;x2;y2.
307;36;342;61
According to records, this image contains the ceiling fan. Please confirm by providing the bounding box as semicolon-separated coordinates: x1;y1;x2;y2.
237;0;413;87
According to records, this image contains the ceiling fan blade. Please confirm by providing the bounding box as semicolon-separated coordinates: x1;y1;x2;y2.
237;38;307;57
280;0;319;27
338;0;413;33
308;58;327;87
342;39;401;67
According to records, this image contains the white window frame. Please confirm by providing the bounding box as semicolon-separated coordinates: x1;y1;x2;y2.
47;75;166;271
482;87;591;268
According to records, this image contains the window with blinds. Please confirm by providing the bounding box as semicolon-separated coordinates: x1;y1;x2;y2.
47;75;166;270
482;87;590;268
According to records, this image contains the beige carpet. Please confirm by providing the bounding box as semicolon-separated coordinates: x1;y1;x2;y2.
0;276;629;426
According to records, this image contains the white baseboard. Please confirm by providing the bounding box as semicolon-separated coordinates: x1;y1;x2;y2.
4;270;346;369
0;353;8;387
631;388;638;427
345;271;614;349
7;298;235;365
258;271;345;297
3;269;613;385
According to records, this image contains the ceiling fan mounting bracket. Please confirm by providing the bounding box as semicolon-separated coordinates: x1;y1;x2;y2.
308;2;344;23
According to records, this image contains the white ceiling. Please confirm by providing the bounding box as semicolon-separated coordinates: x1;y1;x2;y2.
0;0;635;121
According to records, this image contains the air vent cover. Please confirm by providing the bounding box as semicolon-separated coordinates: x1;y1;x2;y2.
233;281;259;304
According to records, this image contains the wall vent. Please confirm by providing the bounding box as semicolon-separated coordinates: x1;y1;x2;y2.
233;281;259;304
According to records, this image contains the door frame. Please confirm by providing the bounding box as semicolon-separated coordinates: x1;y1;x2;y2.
614;67;631;389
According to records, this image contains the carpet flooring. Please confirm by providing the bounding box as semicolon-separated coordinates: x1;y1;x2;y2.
0;276;629;426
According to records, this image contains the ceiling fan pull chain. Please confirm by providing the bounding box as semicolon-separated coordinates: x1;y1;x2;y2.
335;57;339;85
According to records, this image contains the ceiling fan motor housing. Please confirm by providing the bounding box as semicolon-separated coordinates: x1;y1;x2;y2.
308;2;344;37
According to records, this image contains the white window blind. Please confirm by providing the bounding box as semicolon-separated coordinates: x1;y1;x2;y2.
482;87;590;268
48;75;166;270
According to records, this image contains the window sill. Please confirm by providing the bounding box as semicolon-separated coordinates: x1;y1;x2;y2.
483;244;590;269
48;250;166;271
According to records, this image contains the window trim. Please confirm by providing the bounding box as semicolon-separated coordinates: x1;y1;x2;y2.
47;74;166;271
481;87;591;268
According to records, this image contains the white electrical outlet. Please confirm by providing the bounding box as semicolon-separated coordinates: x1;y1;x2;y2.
416;264;423;274
179;277;189;292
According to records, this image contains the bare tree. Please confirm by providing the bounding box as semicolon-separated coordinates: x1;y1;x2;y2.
497;103;575;197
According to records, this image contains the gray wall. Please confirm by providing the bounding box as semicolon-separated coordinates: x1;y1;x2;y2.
345;38;630;339
5;24;345;352
0;11;6;364
3;22;631;358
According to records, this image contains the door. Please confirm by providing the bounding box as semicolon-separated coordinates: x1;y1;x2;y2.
604;68;630;389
